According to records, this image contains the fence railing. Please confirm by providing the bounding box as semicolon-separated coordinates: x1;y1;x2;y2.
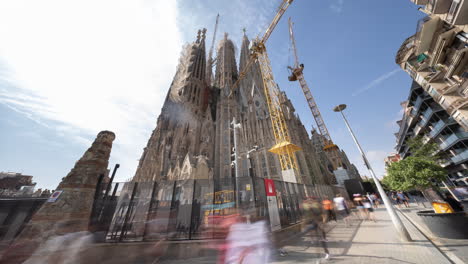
91;177;340;242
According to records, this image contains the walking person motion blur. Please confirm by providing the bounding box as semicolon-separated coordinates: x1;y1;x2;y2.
391;191;401;208
397;191;410;208
362;197;376;222
223;209;272;264
333;194;350;227
302;197;330;260
353;194;365;219
321;198;336;223
366;193;375;209
370;193;379;208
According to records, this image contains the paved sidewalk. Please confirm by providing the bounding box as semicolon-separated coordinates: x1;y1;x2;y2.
160;208;454;263
398;204;468;264
271;208;452;263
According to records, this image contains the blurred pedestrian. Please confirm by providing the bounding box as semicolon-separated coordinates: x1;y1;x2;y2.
370;193;379;208
302;197;330;260
362;197;376;222
397;191;409;208
215;212;242;264
391;192;401;208
333;194;350;227
322;198;336;223
224;215;271;264
353;194;365;219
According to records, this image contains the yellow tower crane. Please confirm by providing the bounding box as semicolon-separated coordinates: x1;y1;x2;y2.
231;0;301;181
287;17;343;179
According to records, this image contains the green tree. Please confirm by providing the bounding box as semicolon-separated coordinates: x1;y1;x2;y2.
383;136;447;201
407;136;443;162
383;156;446;192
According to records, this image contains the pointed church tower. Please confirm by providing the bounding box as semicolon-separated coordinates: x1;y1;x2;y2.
214;33;239;96
213;33;239;179
168;28;208;114
133;29;214;182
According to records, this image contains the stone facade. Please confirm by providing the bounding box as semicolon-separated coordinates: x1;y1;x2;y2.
132;30;337;186
0;131;115;264
17;130;115;239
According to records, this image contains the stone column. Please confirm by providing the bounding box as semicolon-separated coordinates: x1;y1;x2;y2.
21;131;115;238
0;131;115;264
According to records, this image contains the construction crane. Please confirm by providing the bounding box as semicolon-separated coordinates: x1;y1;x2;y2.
287;17;343;173
232;0;301;179
206;14;219;86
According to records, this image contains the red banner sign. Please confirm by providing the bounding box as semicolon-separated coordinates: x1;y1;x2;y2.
264;179;276;196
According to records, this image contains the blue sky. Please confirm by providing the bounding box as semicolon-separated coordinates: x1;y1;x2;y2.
0;0;425;188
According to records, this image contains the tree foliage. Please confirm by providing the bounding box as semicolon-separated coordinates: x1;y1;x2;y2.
383;156;446;191
407;136;442;162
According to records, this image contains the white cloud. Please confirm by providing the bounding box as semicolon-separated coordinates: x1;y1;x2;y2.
330;0;344;14
0;0;290;186
352;68;401;96
0;0;182;182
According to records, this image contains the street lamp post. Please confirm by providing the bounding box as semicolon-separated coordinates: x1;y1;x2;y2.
333;104;412;242
231;117;242;208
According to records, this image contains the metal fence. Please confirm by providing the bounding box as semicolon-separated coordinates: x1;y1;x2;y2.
93;176;340;242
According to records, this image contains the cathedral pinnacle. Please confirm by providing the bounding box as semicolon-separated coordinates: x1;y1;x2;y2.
201;28;207;42
196;29;201;43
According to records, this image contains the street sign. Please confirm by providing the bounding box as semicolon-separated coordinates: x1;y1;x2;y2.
47;190;63;203
264;179;276;196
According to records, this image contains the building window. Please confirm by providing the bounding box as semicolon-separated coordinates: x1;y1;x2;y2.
261;153;268;177
268;153;277;176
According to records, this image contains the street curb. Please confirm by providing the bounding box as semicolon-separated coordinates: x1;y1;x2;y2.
396;208;465;264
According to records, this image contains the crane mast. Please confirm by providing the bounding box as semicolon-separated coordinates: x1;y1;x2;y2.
232;0;300;179
206;14;219;86
254;0;301;178
287;18;343;174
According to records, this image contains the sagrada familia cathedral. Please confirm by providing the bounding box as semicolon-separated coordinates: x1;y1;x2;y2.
131;28;359;186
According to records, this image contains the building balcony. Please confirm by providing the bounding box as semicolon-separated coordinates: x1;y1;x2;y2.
425;0;452;14
411;96;425;115
396;35;416;65
415;16;442;54
422;106;435;121
429;28;458;66
446;0;468;25
439;131;468;150
453;109;468;131
414;107;437;135
451;149;468;164
438;93;462;114
414;122;424;135
427;85;442;101
428;118;455;139
429;118;446;137
444;47;468;79
411;0;429;4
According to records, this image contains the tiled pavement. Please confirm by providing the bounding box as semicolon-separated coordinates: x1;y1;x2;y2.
160;208;455;263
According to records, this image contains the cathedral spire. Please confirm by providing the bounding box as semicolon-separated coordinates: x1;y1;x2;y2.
239;29;251;73
167;28;207;112
214;33;238;90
